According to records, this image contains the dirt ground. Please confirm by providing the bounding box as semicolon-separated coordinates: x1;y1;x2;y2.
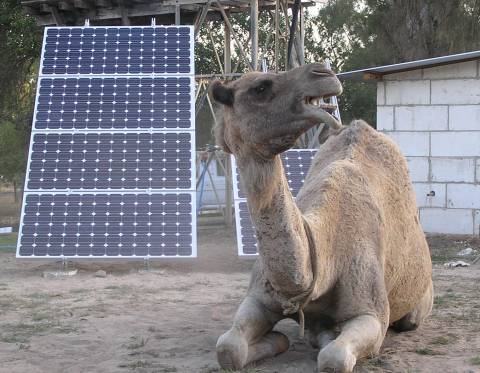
0;226;479;373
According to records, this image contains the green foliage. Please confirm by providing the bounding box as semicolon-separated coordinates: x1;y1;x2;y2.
0;121;26;184
0;0;41;183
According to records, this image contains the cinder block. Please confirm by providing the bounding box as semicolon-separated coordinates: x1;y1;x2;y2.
475;210;480;235
406;157;429;182
422;61;478;79
413;183;446;208
383;69;423;81
386;132;429;156
377;106;394;131
385;81;430;105
449;105;480;130
395;106;448;131
447;183;480;209
377;82;385;105
419;208;474;234
431;132;480;156
431;79;480;104
431;158;475;182
477;160;480;183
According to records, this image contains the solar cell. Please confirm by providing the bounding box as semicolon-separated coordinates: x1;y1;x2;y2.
17;26;196;259
27;132;193;190
42;27;192;75
232;149;317;256
35;77;193;130
18;193;195;257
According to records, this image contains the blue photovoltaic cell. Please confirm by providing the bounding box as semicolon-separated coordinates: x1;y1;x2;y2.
237;201;257;255
27;132;192;190
234;150;316;199
18;26;196;258
35;77;192;130
18;193;193;257
42;27;192;75
234;149;316;256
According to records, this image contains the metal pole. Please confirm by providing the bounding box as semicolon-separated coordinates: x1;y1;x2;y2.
275;0;280;73
224;21;233;226
175;2;181;25
250;0;259;70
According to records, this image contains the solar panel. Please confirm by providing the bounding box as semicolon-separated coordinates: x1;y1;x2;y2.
17;26;196;259
232;149;316;256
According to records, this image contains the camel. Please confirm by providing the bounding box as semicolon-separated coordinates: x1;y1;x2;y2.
210;63;433;372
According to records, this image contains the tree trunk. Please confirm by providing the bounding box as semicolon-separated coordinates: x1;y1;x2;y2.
13;180;17;203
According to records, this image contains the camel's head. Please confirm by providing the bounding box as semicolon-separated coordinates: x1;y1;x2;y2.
210;63;343;160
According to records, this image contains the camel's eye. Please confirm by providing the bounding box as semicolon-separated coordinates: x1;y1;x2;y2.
251;80;272;96
256;85;266;93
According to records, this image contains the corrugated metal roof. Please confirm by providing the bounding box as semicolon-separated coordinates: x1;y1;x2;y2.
337;50;480;81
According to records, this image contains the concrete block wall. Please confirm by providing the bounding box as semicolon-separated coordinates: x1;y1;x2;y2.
377;60;480;235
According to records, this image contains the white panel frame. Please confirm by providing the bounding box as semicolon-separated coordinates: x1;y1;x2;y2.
18;25;197;259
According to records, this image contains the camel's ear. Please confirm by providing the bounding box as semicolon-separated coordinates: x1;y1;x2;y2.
210;80;234;106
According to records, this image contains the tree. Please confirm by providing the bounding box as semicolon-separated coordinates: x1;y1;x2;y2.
0;121;26;201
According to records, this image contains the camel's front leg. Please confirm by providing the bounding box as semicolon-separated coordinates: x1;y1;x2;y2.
216;295;289;370
317;314;386;373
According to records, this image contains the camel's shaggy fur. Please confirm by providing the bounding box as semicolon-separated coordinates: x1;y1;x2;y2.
210;63;433;372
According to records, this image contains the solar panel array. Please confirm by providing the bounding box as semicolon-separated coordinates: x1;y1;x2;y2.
232;150;316;256
17;26;196;259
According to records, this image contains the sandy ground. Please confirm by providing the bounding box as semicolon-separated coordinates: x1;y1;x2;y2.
0;226;479;373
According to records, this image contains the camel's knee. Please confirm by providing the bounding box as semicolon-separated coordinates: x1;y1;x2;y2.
392;281;433;333
216;328;248;370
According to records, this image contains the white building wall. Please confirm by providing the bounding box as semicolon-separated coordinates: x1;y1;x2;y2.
377;60;480;235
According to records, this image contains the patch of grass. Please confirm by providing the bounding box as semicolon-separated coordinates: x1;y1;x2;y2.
415;347;445;356
70;288;89;294
0;334;30;344
433;293;458;307
0;233;17;246
31;312;50;322
126;337;148;350
0;295;17;311
470;356;480;365
104;285;121;290
0;321;77;344
431;335;454;345
118;360;151;369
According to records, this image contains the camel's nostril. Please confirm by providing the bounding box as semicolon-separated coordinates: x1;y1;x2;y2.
311;70;334;77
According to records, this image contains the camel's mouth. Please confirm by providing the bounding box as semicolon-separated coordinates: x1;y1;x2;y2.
303;95;342;129
305;96;337;113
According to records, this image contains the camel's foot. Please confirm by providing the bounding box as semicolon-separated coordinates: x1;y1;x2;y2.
216;329;289;370
317;341;356;373
391;280;433;333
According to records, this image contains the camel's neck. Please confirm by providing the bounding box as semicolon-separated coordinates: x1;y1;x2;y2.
237;155;314;296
